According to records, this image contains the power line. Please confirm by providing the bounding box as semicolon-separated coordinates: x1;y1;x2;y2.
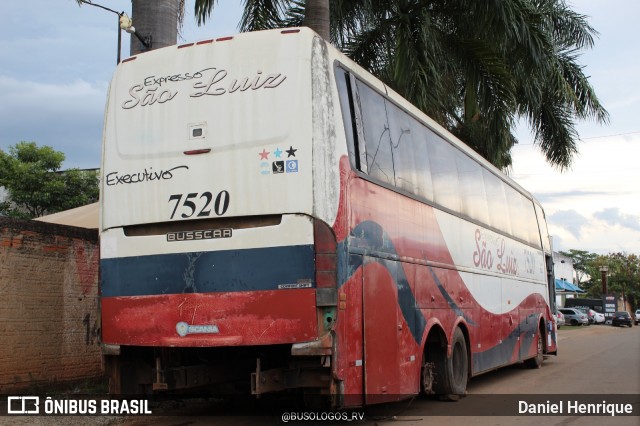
513;131;640;147
79;0;121;16
581;131;640;140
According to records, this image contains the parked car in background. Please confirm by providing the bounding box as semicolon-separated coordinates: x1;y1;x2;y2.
635;309;640;326
611;311;633;327
590;309;605;324
559;308;589;326
556;310;565;328
573;307;593;325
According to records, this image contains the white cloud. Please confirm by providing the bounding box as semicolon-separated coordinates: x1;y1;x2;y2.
0;76;106;168
0;75;106;108
512;133;640;254
594;208;640;232
548;210;590;239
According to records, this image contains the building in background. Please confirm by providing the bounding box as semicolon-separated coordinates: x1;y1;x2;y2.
553;251;586;307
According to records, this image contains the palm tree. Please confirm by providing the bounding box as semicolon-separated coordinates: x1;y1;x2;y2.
129;0;183;55
193;0;328;40
335;0;608;170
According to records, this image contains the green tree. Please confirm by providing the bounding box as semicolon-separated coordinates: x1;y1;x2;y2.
194;0;330;40
581;252;640;310
605;253;640;311
0;142;99;219
581;254;609;298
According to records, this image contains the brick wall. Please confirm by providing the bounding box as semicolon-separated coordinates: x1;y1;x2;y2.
0;217;101;392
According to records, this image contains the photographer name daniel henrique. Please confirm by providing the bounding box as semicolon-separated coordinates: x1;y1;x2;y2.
518;399;635;416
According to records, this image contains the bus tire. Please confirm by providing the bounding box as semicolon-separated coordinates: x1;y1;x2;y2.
434;328;468;398
524;325;544;369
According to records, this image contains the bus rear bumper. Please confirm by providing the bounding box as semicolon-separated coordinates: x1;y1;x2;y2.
291;332;333;356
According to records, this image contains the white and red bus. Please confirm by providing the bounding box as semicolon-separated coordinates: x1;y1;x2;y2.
99;27;557;406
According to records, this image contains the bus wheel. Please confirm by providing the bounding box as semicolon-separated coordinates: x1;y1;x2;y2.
524;325;544;369
421;356;436;395
434;328;468;398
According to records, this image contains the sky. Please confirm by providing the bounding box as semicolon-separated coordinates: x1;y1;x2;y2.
0;0;638;255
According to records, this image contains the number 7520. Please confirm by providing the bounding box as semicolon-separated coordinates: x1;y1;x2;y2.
168;190;230;219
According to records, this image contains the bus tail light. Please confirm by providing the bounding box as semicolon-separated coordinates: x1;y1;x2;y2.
314;219;337;332
314;219;337;289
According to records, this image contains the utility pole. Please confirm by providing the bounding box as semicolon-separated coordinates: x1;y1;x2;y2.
77;0;154;63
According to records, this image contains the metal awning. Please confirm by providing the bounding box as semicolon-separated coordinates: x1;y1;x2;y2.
555;278;585;293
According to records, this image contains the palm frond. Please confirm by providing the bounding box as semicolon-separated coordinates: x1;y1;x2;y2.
240;0;292;32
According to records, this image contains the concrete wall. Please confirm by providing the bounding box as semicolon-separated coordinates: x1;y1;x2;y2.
0;217;101;392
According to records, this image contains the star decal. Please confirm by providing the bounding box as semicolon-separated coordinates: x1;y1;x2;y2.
259;149;270;160
286;146;297;158
274;148;283;158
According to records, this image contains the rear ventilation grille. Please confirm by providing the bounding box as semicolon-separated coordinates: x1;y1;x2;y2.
123;215;282;237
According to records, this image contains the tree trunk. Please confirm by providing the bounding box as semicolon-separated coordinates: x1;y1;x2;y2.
130;0;180;55
303;0;330;41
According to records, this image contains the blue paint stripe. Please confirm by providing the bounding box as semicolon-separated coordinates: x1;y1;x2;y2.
101;245;315;297
339;221;427;344
378;257;427;345
428;268;476;326
472;314;540;374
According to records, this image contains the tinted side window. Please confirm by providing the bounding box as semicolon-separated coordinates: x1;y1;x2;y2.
506;189;540;246
387;100;434;198
354;80;395;186
534;203;550;251
427;133;461;212
482;169;511;235
335;68;543;249
335;68;357;169
456;150;489;225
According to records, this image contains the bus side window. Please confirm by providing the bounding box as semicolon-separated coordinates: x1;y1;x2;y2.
456;150;488;224
386;100;430;198
353;79;395;186
427;133;461;213
335;67;366;172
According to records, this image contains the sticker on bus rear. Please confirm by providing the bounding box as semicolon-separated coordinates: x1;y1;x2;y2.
272;161;284;173
286;160;298;173
278;281;313;289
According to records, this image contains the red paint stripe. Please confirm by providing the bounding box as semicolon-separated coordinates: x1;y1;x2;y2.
102;290;318;347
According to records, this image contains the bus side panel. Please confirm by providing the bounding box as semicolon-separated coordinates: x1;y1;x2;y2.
362;260;402;402
397;262;423;396
334;260;365;406
340;159;554;379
